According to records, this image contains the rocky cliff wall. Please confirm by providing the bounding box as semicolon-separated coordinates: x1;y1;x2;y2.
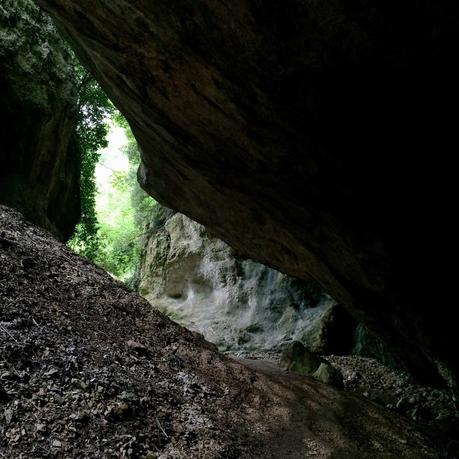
0;0;80;240
138;208;358;356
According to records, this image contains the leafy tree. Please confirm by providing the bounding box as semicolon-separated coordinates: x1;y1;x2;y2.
68;62;113;260
66;64;155;284
1;1;112;254
93;116;156;284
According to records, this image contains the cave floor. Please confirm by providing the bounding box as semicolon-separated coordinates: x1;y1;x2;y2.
236;355;458;458
0;205;454;458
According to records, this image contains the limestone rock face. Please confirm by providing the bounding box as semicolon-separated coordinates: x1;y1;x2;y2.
0;1;80;240
301;302;356;355
35;0;459;385
138;208;355;354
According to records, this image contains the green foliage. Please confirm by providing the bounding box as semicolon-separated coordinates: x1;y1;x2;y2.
1;0;110;256
0;0;77;105
88;115;156;284
3;0;150;281
68;61;113;261
61;44;153;282
95;203;140;282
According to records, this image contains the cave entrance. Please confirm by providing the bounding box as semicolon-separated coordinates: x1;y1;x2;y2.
68;107;361;362
69;112;156;286
67;107;379;367
56;39;391;381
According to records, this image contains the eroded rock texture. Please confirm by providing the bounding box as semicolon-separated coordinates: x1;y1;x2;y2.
35;0;459;385
0;1;80;240
138;207;356;355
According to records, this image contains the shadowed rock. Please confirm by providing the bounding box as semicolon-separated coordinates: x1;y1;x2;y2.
0;1;80;240
34;0;459;386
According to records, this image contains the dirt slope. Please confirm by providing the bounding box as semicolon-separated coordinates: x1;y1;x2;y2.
0;205;441;458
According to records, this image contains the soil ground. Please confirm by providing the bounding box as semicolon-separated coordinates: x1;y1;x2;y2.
0;205;454;458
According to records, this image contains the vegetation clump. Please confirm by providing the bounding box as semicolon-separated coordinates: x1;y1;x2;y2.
69;66;113;261
70;110;156;284
94;115;156;283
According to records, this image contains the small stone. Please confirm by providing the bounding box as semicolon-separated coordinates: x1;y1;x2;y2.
280;341;324;375
36;423;46;432
115;401;130;415
119;391;136;401
45;368;59;377
126;340;149;355
105;401;130;419
4;408;14;424
52;440;62;448
71;378;88;390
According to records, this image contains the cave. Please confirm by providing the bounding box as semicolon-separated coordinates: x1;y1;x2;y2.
30;0;459;387
1;0;458;457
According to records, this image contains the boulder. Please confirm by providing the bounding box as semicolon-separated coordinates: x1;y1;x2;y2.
300;303;356;355
352;324;401;371
312;363;344;388
281;342;344;387
280;341;325;376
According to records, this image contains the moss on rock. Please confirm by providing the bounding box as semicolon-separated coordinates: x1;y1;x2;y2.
0;0;80;240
